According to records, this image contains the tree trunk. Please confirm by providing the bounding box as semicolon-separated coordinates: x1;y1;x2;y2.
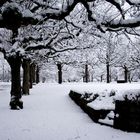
57;63;62;84
6;30;23;109
7;56;23;109
32;63;36;83
29;63;36;88
101;74;103;82
128;71;131;83
22;59;30;95
91;74;94;82
109;69;112;82
124;66;128;83
36;65;40;84
29;64;33;89
85;64;89;83
106;62;110;83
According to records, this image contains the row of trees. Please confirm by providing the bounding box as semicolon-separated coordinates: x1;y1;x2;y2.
39;29;140;83
39;38;140;84
0;54;10;82
0;53;40;109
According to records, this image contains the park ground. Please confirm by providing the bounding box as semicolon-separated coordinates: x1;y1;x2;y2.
0;82;140;140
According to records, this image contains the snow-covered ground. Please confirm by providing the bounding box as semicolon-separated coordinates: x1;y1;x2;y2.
0;82;140;140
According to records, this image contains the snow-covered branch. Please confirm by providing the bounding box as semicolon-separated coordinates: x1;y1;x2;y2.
105;18;140;31
0;0;9;7
0;47;6;55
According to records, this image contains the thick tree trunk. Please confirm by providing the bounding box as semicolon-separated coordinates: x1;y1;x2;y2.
22;59;30;95
106;62;110;83
57;63;62;84
36;65;40;84
7;56;23;109
6;30;23;109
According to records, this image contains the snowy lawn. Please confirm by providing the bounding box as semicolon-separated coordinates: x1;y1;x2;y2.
0;82;140;140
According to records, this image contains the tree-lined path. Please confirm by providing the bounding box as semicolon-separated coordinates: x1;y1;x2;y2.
0;83;140;140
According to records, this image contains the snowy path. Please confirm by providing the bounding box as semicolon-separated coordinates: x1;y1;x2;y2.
0;83;140;140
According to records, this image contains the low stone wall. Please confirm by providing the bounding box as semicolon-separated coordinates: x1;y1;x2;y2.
114;100;140;132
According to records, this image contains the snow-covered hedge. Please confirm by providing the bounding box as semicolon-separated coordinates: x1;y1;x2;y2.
85;90;116;110
69;88;140;130
115;89;140;102
69;90;116;126
79;89;140;111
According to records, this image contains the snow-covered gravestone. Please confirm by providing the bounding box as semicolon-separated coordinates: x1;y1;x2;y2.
114;90;140;132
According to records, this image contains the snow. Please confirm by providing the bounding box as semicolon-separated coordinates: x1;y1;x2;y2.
23;9;34;18
87;89;116;110
107;111;115;119
127;0;140;4
0;82;140;140
71;82;140;110
88;95;115;110
99;111;115;126
1;2;22;14
115;89;140;101
99;117;113;126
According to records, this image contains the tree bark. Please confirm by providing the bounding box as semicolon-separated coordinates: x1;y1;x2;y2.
124;65;128;83
7;55;23;109
57;63;62;84
101;74;103;82
6;30;23;109
106;62;110;83
29;64;33;89
85;64;89;83
29;63;37;88
36;65;40;84
32;63;36;83
22;59;30;95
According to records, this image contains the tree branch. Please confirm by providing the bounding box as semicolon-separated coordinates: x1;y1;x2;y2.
105;0;124;19
0;47;6;58
0;0;10;7
125;0;140;5
105;18;140;31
